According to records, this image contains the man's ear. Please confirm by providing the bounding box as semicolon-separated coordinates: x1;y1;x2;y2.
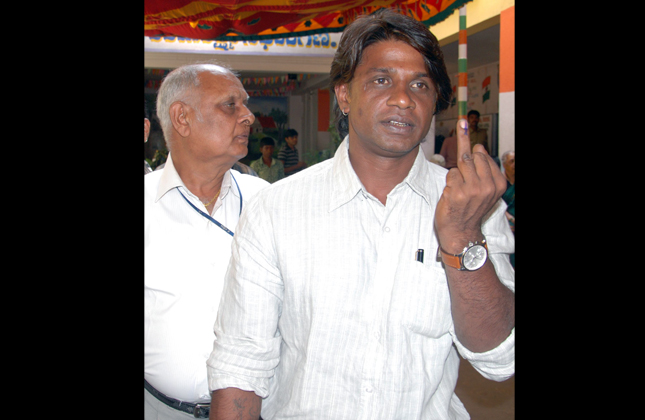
334;83;350;114
144;118;151;143
169;102;191;137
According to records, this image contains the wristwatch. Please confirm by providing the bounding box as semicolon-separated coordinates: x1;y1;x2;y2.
437;238;488;271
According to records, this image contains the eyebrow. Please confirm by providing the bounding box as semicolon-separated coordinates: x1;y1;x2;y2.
366;67;430;79
223;92;250;103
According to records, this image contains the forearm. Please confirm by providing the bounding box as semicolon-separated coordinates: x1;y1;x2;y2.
210;388;261;420
283;164;301;174
282;160;306;174
435;119;514;355
445;260;515;353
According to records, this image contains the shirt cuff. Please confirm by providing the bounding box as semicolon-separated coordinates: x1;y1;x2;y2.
453;327;515;381
206;333;282;398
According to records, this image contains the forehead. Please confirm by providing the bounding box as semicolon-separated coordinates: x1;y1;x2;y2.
197;71;246;99
356;39;428;76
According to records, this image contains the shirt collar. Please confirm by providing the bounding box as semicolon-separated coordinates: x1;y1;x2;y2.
155;153;234;203
328;137;363;212
403;144;433;205
328;136;434;212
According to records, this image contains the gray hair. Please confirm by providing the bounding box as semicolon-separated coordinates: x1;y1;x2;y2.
429;153;446;167
156;61;238;149
501;150;515;163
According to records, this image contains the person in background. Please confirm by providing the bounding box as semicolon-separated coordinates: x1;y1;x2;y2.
152;149;169;171
232;160;259;177
439;133;458;169
501;150;515;267
250;137;285;183
429;153;446;167
145;99;153;174
144;62;269;420
467;109;488;152
277;128;307;176
207;9;514;420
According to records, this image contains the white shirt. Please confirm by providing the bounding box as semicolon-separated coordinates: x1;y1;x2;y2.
207;138;515;419
145;154;268;403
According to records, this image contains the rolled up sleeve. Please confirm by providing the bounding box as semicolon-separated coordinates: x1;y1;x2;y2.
207;194;284;398
453;327;515;381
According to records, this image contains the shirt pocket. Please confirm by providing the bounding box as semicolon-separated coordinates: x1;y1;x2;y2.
397;260;453;339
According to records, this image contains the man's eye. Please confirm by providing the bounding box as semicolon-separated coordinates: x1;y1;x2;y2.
374;78;388;84
412;82;427;89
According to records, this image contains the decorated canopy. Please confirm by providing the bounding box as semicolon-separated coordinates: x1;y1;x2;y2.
145;0;471;41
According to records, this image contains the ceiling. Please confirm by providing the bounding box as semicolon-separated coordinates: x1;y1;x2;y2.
144;0;471;41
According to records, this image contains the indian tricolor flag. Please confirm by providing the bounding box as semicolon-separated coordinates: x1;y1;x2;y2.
482;76;491;103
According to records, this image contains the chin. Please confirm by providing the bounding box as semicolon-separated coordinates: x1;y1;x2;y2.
378;136;422;154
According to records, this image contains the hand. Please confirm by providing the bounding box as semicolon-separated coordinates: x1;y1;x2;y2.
434;119;508;253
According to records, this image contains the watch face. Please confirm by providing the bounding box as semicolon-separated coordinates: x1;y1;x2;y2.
463;245;487;270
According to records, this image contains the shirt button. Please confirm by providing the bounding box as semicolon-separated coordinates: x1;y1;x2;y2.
383;226;390;233
365;386;373;393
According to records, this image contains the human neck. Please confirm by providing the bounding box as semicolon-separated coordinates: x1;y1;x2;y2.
505;171;515;185
348;144;417;205
262;156;272;166
173;152;229;203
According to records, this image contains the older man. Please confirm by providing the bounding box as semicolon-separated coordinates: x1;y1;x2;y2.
144;63;269;419
144;99;152;174
208;9;514;420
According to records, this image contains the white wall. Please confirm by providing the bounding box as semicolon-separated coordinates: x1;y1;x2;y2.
498;91;514;156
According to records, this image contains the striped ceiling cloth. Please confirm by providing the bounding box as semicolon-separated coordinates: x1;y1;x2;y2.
145;0;472;41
